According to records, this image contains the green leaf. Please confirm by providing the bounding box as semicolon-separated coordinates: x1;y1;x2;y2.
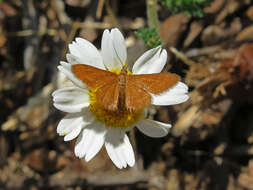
162;0;214;17
135;28;162;49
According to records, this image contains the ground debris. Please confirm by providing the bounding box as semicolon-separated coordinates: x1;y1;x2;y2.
1;0;253;189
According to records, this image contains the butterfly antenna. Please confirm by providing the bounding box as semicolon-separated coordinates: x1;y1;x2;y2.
112;44;125;66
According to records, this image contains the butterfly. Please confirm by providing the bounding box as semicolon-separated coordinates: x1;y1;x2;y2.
72;64;180;112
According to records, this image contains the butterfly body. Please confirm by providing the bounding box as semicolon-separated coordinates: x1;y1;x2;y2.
72;64;180;113
118;67;127;112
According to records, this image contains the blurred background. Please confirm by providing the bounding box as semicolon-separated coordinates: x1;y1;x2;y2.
1;0;253;189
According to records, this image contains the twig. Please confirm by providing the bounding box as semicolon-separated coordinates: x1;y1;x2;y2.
7;29;57;37
96;0;105;19
61;22;79;59
130;129;138;163
170;47;198;66
105;0;121;29
75;21;143;30
6;21;144;38
86;168;148;186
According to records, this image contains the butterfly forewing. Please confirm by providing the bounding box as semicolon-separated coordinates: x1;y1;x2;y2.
72;64;118;88
124;73;180;111
72;64;119;111
95;82;119;111
126;73;180;94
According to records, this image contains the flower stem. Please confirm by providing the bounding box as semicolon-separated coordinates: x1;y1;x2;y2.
146;0;159;30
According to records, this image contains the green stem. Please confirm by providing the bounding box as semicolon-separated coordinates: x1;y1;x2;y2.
146;0;159;30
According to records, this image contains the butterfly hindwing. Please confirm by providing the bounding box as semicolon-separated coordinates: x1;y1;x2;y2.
125;80;151;111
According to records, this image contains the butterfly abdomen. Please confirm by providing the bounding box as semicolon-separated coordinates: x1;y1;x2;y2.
117;68;127;112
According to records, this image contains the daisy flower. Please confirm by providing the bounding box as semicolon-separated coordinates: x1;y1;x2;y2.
52;28;189;169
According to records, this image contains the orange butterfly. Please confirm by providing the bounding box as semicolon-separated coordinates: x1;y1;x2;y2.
72;64;180;112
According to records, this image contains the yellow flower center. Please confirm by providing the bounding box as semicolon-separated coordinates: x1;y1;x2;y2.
87;67;142;128
89;103;142;129
88;87;143;129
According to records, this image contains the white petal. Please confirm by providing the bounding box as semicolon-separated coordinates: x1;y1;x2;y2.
151;82;189;106
66;53;83;65
74;122;105;161
52;86;89;113
121;134;135;167
111;28;127;65
157;49;167;70
57;111;93;141
58;63;86;88
64;125;82;141
101;29;126;70
132;46;167;74
74;126;94;158
66;53;104;70
68;38;105;69
105;131;125;169
136;119;171;138
85;125;106;162
57;113;83;135
105;129;135;169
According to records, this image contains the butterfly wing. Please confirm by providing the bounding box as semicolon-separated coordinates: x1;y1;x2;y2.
125;80;151;111
95;82;119;111
127;73;180;94
125;73;180;111
72;64;119;111
72;64;118;89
